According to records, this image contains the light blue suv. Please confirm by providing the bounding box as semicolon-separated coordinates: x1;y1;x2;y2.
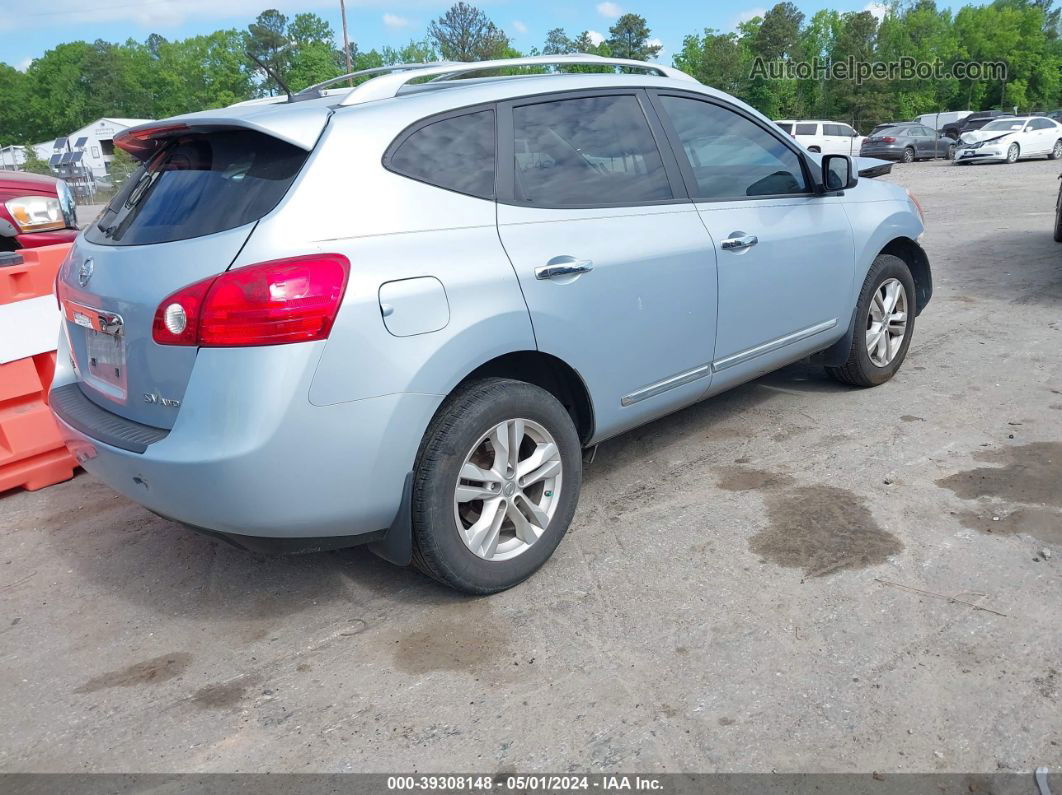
51;55;931;593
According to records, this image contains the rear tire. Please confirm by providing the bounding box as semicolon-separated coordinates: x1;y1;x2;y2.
902;147;915;163
1054;183;1062;243
826;255;916;388
1049;140;1062;160
808;146;821;153
410;378;581;594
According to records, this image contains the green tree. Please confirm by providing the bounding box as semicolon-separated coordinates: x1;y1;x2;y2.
673;29;750;96
106;147;138;188
21;147;51;175
245;9;291;95
428;3;509;61
543;28;576;55
606;13;662;60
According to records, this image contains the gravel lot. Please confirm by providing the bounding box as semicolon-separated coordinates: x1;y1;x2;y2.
1;157;1060;775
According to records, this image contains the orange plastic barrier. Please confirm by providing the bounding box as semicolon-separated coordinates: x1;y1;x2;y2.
0;243;78;493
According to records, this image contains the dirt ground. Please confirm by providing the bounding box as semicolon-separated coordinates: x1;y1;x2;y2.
1;157;1060;774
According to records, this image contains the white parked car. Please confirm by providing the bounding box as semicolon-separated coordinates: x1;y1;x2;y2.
775;120;864;155
955;116;1062;164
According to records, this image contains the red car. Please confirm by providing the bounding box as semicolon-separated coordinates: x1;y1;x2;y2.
0;171;78;252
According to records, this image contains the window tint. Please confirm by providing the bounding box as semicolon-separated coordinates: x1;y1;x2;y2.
659;95;808;200
86;130;307;247
795;123;817;135
388;109;495;198
839;124;857;137
775;122;794;134
823;124;844;136
511;95;672;206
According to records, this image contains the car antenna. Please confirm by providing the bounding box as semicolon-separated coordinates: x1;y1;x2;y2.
245;51;294;102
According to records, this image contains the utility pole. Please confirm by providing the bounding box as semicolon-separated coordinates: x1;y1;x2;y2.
339;0;353;86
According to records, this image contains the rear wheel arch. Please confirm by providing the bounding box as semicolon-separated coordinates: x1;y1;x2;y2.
878;237;931;315
457;351;594;445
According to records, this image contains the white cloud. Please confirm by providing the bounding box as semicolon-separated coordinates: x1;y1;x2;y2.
511;20;528;35
732;7;766;29
17;57;33;72
382;13;410;30
587;30;605;46
864;2;888;21
596;2;622;19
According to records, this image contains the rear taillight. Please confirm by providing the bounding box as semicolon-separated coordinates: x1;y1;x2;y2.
880;136;897;143
152;254;350;347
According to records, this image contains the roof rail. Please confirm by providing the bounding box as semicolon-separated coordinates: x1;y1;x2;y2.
338;54;695;107
296;62;458;98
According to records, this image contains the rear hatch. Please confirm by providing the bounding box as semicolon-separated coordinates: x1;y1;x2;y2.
58;122;318;429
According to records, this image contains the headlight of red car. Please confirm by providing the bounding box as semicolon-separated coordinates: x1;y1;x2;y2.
5;195;66;232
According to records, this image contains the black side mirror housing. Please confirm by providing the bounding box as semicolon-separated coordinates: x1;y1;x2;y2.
820;154;859;192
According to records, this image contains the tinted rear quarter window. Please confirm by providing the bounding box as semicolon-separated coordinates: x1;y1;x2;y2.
86;130;307;246
511;94;672;206
387;109;495;198
795;123;818;135
776;122;793;134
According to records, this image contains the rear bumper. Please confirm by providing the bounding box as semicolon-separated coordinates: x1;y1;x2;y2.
859;148;904;161
50;335;443;540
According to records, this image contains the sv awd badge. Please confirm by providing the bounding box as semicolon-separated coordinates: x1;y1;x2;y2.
144;393;181;408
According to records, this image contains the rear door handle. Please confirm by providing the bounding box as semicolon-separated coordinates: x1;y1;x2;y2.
721;233;758;251
535;258;594;280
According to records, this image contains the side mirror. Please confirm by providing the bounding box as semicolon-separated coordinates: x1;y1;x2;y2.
821;154;858;192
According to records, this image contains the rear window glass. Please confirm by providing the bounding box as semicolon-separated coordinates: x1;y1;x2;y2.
386;109;495;199
795;123;817;135
775;122;793;134
86;130;306;247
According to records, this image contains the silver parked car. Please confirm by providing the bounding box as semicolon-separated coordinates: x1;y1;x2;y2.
51;55;932;593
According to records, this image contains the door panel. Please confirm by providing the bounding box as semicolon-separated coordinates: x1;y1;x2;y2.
697;198;853;364
651;94;855;369
498;207;718;439
496;91;717;441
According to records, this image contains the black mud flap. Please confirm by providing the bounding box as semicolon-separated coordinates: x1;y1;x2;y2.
368;472;414;567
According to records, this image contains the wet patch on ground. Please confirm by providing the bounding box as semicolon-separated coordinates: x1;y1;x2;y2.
751;485;903;578
937;442;1062;544
716;467;795;492
936;442;1062;508
389;604;512;676
191;675;259;710
74;652;193;694
955;507;1062;545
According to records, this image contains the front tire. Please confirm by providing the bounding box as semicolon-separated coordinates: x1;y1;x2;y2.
1006;142;1020;164
410;378;582;594
826;254;916;388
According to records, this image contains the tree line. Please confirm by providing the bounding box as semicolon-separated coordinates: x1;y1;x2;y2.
1;0;1060;146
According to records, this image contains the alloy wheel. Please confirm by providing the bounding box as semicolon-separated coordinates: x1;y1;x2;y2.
1007;143;1019;163
453;418;563;561
866;278;908;368
1053;141;1062;159
903;148;914;163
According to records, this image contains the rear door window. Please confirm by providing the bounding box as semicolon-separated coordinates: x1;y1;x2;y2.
386;109;496;199
510;94;672;206
795;123;818;135
823;124;843;137
86;129;307;247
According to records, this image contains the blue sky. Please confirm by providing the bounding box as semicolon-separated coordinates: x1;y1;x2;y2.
2;0;909;71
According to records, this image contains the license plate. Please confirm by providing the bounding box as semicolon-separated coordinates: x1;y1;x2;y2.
84;328;127;400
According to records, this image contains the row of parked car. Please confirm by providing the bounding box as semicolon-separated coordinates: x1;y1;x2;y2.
777;111;1062;165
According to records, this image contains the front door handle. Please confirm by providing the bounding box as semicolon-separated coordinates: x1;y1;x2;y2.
535;258;594;280
721;233;758;251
